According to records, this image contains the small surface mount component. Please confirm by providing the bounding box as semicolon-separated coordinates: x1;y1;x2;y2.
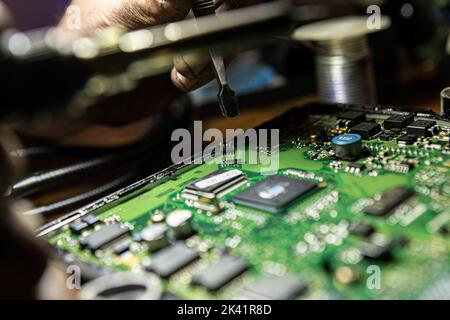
337;111;366;127
112;239;131;255
378;133;394;141
383;114;414;130
406;120;436;137
364;187;415;217
345;162;365;174
70;220;89;234
184;169;246;199
81;224;130;252
350;122;382;139
239;275;308;300
146;242;199;278
193;255;248;292
331;134;363;160
349;222;375;237
233;176;317;213
397;134;417;146
83;215;100;226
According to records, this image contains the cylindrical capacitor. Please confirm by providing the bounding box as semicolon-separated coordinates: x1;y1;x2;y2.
141;224;169;252
441;87;450;117
332;134;362;160
166;209;194;239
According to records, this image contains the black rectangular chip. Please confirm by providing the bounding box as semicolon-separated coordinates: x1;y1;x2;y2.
407;120;436;137
364;187;415;217
192;255;248;292
383;114;414;130
233;176;317;213
70;220;89;234
82;224;130;251
350;122;382;139
239;275;308;300
82;215;100;226
337;111;366;126
146;242;199;278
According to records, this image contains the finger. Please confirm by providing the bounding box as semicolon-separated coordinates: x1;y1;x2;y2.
171;51;215;91
58;0;193;37
110;0;193;30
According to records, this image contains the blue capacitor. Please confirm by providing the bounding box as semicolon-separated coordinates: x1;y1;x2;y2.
331;134;362;160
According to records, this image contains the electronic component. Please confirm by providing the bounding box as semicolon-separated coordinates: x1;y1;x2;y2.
378;133;394;141
233;176;317;213
331;134;363;160
112;239;131;255
397;134;417;146
349;222;374;237
386;162;414;174
151;211;165;224
337;111;366;127
383;114;414;130
364;187;415;217
140;224;169;252
350;122;381;139
146;242;199;278
80;273;162;300
83;215;100;226
184;169;246;199
360;236;407;261
81;224;130;252
166;210;195;239
239;275;308;300
407;120;436;137
345;162;365;174
70;220;89;234
192;255;248;292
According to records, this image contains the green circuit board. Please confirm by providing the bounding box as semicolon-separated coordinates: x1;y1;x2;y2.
42;103;450;300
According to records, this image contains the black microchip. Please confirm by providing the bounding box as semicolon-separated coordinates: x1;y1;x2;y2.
185;169;246;198
81;224;130;251
337;111;366;126
70;220;89;234
82;215;100;226
364;187;415;217
407;120;436;137
240;275;308;300
378;133;393;141
383;114;414;130
350;122;382;140
233;176;317;213
146;242;199;278
192;255;248;292
397;134;417;145
349;222;375;237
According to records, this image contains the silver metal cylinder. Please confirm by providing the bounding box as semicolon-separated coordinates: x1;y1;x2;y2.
292;16;391;106
316;38;376;105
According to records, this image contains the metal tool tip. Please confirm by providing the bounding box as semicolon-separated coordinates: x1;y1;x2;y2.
218;86;239;118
